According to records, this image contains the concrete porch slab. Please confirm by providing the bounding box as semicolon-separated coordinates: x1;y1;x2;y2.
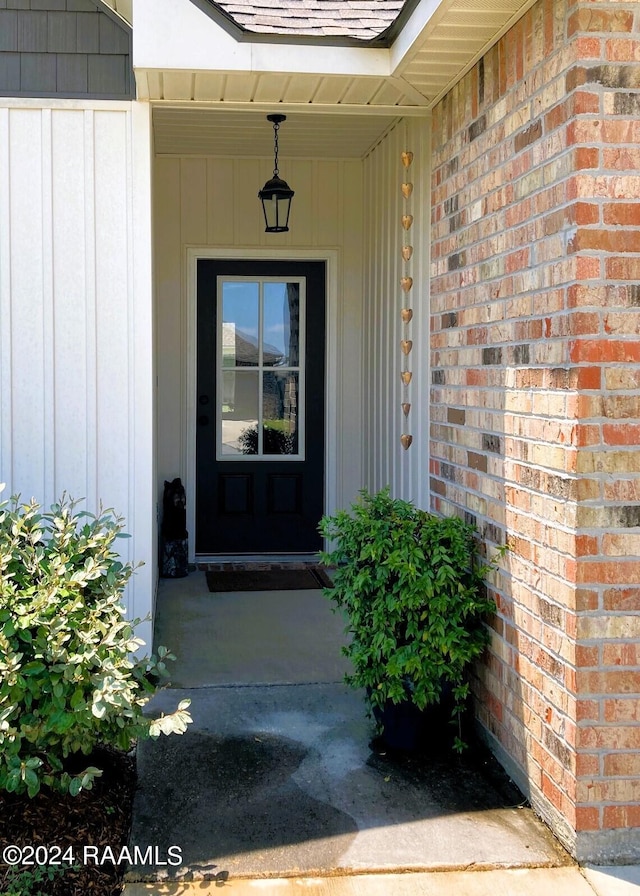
152;573;351;688
130;575;578;892
128;683;570;884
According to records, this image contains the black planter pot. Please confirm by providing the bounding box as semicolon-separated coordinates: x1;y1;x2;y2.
371;682;456;753
372;699;428;752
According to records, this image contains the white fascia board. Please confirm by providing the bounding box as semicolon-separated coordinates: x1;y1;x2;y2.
133;0;251;70
250;44;389;77
390;0;451;73
133;0;390;77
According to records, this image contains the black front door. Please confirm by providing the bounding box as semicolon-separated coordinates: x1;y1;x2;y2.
196;259;326;553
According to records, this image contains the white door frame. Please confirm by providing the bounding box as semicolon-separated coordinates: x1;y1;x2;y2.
186;246;339;559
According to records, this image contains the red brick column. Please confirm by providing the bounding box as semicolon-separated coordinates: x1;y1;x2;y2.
430;0;640;861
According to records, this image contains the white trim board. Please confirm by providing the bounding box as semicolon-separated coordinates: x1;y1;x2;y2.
186;246;339;561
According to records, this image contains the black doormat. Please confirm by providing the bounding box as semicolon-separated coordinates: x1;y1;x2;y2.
205;566;334;593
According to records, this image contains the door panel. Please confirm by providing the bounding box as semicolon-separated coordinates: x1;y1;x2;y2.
196;259;326;553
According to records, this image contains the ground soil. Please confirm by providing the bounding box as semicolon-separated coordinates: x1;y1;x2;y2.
0;747;135;896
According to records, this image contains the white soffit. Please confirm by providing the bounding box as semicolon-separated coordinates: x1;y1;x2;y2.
130;0;536;110
391;0;538;105
138;71;430;110
102;0;132;24
152;107;400;158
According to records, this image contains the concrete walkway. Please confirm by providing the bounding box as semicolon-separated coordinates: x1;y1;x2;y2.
124;574;640;896
125;865;640;896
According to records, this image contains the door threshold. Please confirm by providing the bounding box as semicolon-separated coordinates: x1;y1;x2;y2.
195;553;322;566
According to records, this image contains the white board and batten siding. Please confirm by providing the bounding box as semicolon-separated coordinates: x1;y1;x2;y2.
0;100;155;646
362;117;430;509
154;154;365;546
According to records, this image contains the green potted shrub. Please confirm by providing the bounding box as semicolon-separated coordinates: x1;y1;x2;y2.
319;488;502;752
0;488;192;798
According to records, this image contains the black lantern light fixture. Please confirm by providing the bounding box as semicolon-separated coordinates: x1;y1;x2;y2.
258;114;294;233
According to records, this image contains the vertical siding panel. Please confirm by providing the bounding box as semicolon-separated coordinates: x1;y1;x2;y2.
9;109;46;500
0;108;12;486
206;157;234;245
83;109;98;508
397;125;406;499
180;158;208;246
370;139;380;488
314;160;339;247
372;136;381;489
128;100;154;644
377;133;386;490
363;147;373;491
41;109;55;505
93;110;130;515
180;157;208;468
51;109;89;499
232;158;262;247
286;159;312;247
364;144;380;491
375;134;393;488
366;145;375;489
340;158;363;505
335;162;345;249
155;157;183;484
1;101;155;637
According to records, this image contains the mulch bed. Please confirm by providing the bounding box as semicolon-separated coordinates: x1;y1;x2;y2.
0;747;136;896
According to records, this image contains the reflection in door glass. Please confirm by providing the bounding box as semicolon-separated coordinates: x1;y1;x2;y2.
221;370;259;455
217;277;304;460
263;371;299;455
222;282;259;367
263;283;300;367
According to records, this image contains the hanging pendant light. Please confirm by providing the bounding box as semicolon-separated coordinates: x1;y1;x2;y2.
258;114;294;233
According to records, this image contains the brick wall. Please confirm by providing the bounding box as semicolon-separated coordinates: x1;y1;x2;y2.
430;0;640;862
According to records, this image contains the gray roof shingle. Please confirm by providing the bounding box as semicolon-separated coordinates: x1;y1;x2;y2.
212;1;407;41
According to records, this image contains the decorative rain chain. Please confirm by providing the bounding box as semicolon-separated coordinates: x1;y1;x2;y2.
400;149;414;451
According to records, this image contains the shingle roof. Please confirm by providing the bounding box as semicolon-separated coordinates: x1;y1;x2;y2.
212;1;407;41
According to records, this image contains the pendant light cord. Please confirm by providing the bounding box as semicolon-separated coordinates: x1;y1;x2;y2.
273;120;280;177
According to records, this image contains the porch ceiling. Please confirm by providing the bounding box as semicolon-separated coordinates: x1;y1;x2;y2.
139;71;430;109
152;107;399;159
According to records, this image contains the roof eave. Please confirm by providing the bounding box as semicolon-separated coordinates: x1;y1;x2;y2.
129;0;541;110
189;0;424;48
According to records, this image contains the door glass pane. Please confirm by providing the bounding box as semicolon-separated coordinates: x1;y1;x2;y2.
217;277;305;461
221;371;259;455
263;371;299;455
263;282;300;367
222;282;259;367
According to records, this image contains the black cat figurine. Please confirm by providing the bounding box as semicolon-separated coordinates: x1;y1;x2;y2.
160;478;188;578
